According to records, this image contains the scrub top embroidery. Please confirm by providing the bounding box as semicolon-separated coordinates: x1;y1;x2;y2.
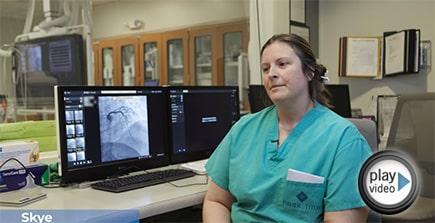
206;103;372;223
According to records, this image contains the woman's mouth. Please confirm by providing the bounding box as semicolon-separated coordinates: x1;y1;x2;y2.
270;85;284;90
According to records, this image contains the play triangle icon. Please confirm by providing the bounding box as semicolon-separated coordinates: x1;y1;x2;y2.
398;172;410;191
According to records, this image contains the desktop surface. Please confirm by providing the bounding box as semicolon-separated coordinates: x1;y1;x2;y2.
0;170;208;220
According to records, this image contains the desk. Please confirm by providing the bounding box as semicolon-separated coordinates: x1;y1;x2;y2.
0;175;208;221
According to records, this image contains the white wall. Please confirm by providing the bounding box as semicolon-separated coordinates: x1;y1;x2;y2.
249;0;290;85
319;0;435;116
93;0;249;39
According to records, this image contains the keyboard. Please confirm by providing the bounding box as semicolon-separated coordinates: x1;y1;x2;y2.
91;169;196;193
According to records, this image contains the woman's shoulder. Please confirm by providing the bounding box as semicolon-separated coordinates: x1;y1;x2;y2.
231;106;276;131
315;103;362;137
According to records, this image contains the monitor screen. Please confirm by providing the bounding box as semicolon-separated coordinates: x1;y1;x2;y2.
55;86;169;184
16;34;85;108
248;84;352;117
168;86;240;164
248;85;273;113
326;84;351;118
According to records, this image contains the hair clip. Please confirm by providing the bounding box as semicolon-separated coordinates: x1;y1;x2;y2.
320;76;329;83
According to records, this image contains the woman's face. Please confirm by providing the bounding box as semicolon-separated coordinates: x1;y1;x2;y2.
261;41;311;104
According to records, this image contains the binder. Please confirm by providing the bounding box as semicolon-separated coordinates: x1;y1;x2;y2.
383;29;420;76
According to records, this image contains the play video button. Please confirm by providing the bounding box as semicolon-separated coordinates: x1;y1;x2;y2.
358;150;419;215
398;172;410;191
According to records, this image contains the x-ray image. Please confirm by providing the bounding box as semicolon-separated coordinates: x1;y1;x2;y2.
84;96;96;107
76;137;85;148
67;138;76;151
99;96;150;162
66;125;75;137
76;151;85;161
68;152;77;162
65;111;74;122
75;124;84;136
74;110;83;122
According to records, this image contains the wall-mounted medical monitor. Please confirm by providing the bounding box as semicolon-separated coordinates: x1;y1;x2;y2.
168;86;240;164
16;34;85;108
55;86;169;184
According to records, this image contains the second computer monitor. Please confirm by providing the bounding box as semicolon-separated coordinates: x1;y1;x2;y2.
168;86;240;164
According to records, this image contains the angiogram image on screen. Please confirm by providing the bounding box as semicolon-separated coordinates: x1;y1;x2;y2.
98;96;150;162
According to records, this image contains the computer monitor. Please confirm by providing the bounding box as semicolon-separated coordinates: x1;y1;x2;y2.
55;86;169;184
168;86;240;164
16;34;85;108
248;85;273;113
248;84;352;117
326;84;352;118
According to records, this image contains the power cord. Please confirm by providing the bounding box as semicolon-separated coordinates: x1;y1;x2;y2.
0;157;36;187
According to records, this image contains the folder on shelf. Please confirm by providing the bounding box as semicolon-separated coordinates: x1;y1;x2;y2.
383;29;420;76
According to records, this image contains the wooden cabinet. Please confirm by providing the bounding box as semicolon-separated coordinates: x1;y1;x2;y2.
219;21;249;86
189;27;218;85
161;29;190;85
189;21;249;86
139;33;163;86
93;36;140;86
92;43;101;85
93;20;248;87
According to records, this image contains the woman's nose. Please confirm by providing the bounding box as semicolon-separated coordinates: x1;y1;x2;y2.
267;66;279;79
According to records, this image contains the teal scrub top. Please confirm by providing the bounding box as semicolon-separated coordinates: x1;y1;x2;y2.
205;103;372;222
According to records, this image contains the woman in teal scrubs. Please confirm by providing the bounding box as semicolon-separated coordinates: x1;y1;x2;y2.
203;34;372;222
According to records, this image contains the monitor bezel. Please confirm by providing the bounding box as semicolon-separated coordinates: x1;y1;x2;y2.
55;85;170;184
167;86;240;164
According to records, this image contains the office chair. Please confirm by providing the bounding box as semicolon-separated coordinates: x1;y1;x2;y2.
348;118;378;152
348;118;382;223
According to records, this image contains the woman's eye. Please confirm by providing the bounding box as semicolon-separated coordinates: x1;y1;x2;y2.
278;62;288;67
262;67;269;73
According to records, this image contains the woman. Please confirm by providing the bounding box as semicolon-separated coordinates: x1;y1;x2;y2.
203;34;372;222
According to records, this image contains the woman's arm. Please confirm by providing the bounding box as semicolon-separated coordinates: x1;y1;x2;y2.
203;179;234;223
324;207;369;223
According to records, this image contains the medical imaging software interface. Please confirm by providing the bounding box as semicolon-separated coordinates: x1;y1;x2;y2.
62;89;167;169
169;88;239;154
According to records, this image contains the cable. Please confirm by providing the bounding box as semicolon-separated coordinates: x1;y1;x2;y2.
0;157;35;180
